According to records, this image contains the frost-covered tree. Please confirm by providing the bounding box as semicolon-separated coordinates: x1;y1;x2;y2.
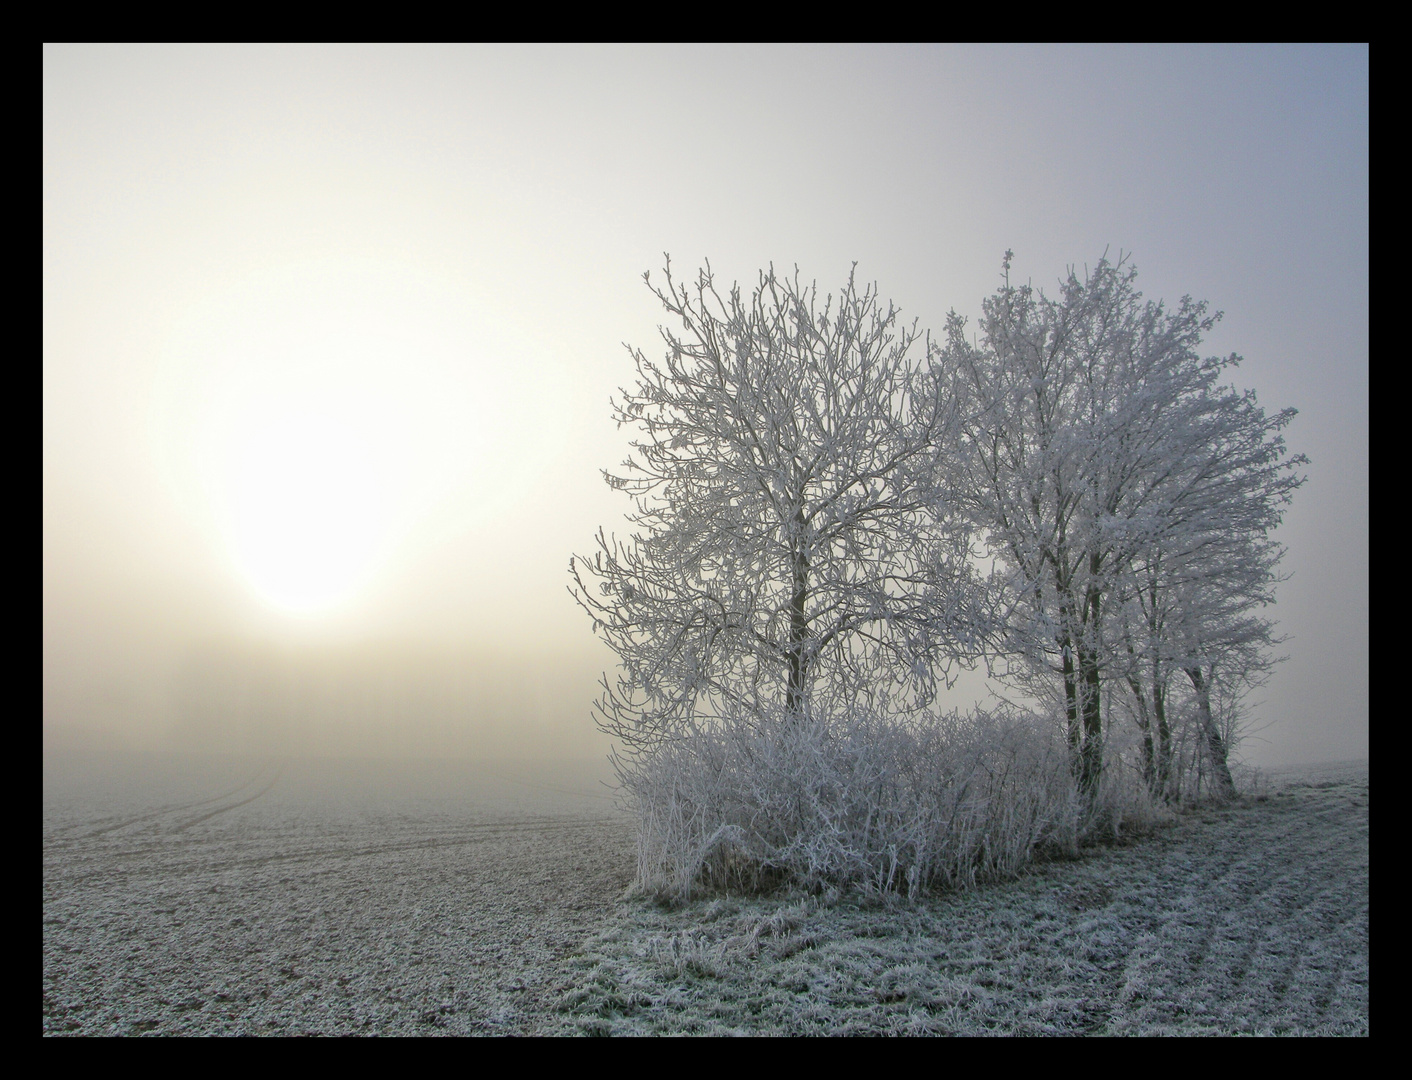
937;251;1298;799
1113;380;1305;799
571;259;982;751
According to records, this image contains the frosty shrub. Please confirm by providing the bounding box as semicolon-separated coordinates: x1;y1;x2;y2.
620;705;1150;901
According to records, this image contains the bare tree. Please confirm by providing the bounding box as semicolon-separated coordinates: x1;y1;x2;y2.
939;251;1289;799
1127;488;1302;797
571;259;981;752
1117;526;1300;800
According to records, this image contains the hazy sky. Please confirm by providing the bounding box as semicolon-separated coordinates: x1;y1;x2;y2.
43;44;1367;766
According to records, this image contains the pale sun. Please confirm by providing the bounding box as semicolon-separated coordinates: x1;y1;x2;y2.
155;258;533;617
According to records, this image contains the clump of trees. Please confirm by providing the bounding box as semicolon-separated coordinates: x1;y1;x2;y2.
572;253;1304;898
940;253;1305;803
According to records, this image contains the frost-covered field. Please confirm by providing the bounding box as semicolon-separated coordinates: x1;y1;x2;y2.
44;754;1366;1036
43;753;632;1035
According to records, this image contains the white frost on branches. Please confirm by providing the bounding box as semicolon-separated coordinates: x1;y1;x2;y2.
571;252;1305;898
942;251;1306;799
571;259;984;752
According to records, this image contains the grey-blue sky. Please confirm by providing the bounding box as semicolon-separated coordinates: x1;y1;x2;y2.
43;44;1366;766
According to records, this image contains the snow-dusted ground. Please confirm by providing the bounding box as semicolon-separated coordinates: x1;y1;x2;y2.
43;753;632;1035
44;754;1366;1035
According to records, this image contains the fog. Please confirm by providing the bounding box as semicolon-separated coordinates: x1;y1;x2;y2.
48;637;606;760
44;45;1367;775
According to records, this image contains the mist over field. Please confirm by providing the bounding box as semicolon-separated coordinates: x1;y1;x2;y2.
44;43;1366;777
44;45;1366;1037
45;637;609;763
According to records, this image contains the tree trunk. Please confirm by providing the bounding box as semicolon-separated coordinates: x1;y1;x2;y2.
786;511;810;723
1127;673;1156;792
1074;573;1104;798
1185;665;1236;799
1152;674;1172;799
1078;640;1103;798
1059;630;1082;781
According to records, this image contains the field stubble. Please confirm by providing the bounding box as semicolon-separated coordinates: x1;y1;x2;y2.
43;754;1367;1035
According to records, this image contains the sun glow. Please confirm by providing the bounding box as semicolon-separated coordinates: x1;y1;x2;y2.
154;258;554;618
222;406;391;613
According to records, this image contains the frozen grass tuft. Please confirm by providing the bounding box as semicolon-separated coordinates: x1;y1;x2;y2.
618;707;1164;901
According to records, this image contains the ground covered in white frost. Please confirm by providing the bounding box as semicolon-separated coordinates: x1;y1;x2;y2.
43;753;632;1035
44;754;1367;1036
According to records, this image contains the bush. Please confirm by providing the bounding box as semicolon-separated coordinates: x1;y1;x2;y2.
617;706;1157;901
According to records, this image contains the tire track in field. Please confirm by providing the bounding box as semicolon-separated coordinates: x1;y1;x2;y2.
1098;777;1368;1034
170;766;285;831
1089;822;1239;1032
1195;812;1283;1009
1261;823;1362;1026
55;760;282;840
1218;793;1359;1028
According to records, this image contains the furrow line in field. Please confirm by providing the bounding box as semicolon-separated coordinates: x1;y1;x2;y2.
45;818;625;887
170;768;286;831
46;811;617;868
1266;825;1366;1025
52;761;283;840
